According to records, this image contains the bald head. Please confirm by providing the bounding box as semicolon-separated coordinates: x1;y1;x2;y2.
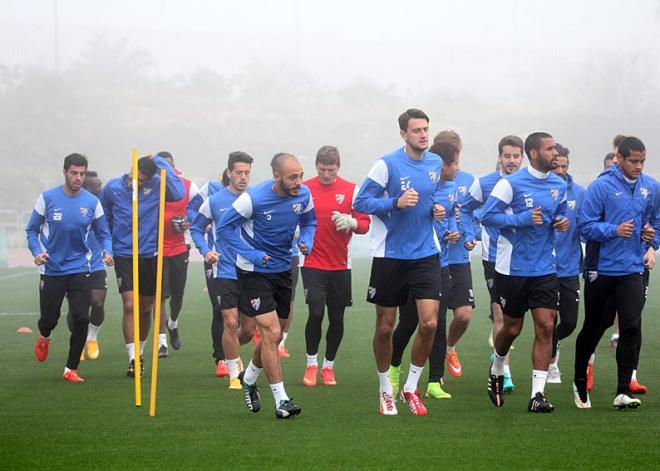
271;152;304;197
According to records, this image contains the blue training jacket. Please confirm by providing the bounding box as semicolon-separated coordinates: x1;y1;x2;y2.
100;156;184;257
480;166;567;276
434;179;458;268
25;186;112;276
353;147;443;260
555;174;587;278
580;165;660;276
217;179;316;273
461;170;506;263
448;170;475;265
190;186;242;280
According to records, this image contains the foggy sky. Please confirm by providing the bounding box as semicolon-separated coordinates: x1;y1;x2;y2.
2;0;660;189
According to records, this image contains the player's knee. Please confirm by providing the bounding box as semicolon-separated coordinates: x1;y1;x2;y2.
418;318;438;337
375;322;394;339
262;323;281;344
223;316;239;332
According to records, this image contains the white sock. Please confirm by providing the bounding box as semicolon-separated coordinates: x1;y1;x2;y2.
378;370;392;395
158;334;167;347
126;343;135;361
491;350;506;376
306;354;318;367
403;363;424;393
270;382;289;406
446;345;455;354
503;364;511;376
555;346;561;364
87;323;101;341
549;360;558;369
243;360;262;385
632;369;638;381
139;341;146;355
589;353;595;364
168;318;178;330
227;358;239;379
611;332;619;340
279;332;288;348
322;358;334;369
64;366;73;374
531;370;548;398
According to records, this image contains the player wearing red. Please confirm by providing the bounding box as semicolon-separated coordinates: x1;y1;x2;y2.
300;146;370;386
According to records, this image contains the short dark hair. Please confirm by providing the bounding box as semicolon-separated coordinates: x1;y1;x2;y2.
316;145;341;166
524;132;553;158
429;141;459;165
398;108;429;131
613;134;627;149
83;171;102;193
433;130;462;150
498;135;524;155
63;153;88;170
618;136;645;159
555;143;570;159
138;156;158;179
270;153;294;173
228;151;254;170
603;152;615;167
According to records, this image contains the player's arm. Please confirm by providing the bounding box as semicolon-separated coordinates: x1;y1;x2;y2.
552;189;570;232
480;179;536;229
297;196;317;255
25;194;48;265
90;200;114;265
353;160;398;216
99;185;114;233
187;182;208;222
446;199;460;242
460;179;484;243
153;155;185;202
190;198;214;258
217;193;268;265
578;183;619;242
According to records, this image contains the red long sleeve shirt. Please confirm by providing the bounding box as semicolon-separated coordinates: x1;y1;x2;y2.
301;176;370;270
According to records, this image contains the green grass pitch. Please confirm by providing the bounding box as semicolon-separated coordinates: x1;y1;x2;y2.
2;260;660;470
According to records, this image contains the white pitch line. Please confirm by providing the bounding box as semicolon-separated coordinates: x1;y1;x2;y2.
0;312;38;317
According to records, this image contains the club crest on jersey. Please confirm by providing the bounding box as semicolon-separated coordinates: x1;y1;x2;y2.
251;297;261;311
143;188;153;196
367;286;376;299
335;194;345;204
550;189;559;200
292;203;302;215
640;187;649;199
567;200;576;210
458;185;467;194
80;207;89;217
428;171;436;182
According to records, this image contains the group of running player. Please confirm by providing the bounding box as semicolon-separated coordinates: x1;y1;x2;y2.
26;107;657;418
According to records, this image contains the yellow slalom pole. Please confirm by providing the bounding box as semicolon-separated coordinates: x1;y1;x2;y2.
149;169;166;417
132;149;142;407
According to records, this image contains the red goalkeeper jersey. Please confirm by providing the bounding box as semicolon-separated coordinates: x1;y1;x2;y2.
301;176;370;270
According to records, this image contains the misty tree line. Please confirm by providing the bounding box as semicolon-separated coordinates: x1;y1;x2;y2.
2;36;660;218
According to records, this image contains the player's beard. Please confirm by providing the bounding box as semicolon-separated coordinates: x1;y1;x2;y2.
279;179;300;196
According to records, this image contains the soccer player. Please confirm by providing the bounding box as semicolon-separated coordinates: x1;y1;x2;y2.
218;153;316;419
353;108;446;416
481;132;569;413
27;153;113;382
389;139;460;400
155;152;199;358
187;172;228;375
65;171;108;360
462;135;525;392
436;130;476;378
190;151;256;388
573;136;658;410
300;145;370;387
546;144;586;384
100;154;184;377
